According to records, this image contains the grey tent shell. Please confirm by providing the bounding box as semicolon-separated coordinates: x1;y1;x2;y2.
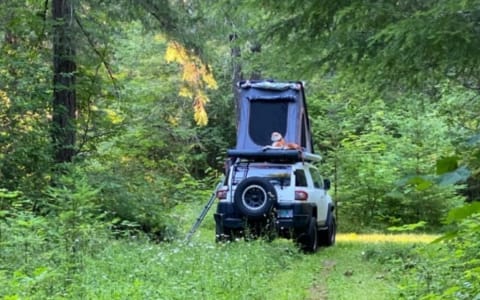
234;80;317;155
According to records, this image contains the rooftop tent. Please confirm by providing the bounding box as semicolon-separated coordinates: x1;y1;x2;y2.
234;80;315;154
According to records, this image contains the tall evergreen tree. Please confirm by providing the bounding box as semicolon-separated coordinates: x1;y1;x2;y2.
52;0;77;163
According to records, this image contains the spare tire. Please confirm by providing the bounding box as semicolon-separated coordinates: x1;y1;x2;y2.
234;177;277;219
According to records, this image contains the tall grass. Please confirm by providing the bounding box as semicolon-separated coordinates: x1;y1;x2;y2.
76;239;308;299
1;231;317;299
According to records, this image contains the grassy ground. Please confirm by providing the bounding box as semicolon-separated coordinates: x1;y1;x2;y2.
308;234;438;300
74;234;436;300
177;206;438;300
1;202;439;299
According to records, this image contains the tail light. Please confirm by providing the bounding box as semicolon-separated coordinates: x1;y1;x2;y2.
295;190;308;201
216;187;228;200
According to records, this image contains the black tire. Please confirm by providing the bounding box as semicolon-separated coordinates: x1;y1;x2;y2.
319;215;336;247
233;177;277;219
297;217;318;253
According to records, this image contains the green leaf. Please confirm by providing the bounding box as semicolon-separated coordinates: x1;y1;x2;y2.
0;189;21;199
407;176;433;191
387;221;427;232
431;230;458;243
436;156;458;175
445;202;480;224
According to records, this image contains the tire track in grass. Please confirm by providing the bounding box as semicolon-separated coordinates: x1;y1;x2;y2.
307;233;438;300
308;259;336;300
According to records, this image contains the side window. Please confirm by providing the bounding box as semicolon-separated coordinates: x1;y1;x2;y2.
295;170;307;187
310;168;324;189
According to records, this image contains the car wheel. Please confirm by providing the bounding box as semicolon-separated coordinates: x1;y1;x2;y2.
297;217;318;253
233;177;277;219
319;215;336;247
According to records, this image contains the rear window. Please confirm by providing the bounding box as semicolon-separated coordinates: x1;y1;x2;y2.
232;165;292;186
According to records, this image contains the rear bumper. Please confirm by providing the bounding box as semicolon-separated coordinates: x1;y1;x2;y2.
214;202;313;230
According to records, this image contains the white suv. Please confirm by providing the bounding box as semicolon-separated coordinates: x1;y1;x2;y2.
214;157;336;252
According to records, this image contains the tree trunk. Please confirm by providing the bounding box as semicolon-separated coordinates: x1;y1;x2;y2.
230;33;242;129
249;41;262;80
52;0;76;163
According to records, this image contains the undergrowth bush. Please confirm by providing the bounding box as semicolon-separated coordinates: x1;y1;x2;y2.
2;227;312;299
0;169;111;298
85;158;214;241
362;214;480;299
395;214;480;299
337;184;463;233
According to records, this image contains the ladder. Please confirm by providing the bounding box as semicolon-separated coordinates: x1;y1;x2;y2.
184;178;224;243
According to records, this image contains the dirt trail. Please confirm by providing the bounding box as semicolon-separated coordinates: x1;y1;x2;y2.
305;233;438;300
308;260;337;300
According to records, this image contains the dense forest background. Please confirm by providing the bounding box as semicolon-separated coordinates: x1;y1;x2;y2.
1;0;480;298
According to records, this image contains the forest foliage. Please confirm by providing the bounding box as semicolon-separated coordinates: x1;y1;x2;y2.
1;0;480;298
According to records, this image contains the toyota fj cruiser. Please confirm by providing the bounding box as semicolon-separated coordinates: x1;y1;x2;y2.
213;80;336;252
214;156;336;252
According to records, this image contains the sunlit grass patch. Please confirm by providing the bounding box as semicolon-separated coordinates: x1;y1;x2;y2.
337;233;439;243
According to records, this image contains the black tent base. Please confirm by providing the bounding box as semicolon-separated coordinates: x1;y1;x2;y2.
227;149;321;163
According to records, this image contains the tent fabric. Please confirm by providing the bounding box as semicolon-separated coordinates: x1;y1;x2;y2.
238;80;302;91
249;100;289;146
234;80;315;154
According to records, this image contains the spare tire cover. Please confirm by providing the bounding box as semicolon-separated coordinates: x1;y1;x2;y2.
234;177;277;219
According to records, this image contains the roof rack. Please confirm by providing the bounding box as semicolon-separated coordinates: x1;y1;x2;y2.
227;149;321;163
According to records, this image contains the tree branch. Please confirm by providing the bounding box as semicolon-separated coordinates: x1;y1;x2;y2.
74;14;120;97
40;0;49;38
75;64;101;155
137;0;178;36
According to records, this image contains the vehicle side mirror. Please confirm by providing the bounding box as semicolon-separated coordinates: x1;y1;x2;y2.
323;179;331;190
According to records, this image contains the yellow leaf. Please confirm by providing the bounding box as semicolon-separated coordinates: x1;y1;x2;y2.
144;175;154;183
164;44;178;62
164;40;219;126
164;42;187;63
120;156;131;163
104;108;124;124
154;33;166;42
202;68;218;90
194;107;208;126
195;90;209;105
0;90;11;109
182;62;200;84
167;115;180;126
179;87;194;98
